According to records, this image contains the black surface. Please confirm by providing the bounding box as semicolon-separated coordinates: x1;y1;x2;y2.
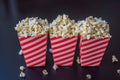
0;0;120;80
18;50;120;80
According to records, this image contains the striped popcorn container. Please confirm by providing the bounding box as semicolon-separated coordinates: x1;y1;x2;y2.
50;36;77;66
18;35;48;67
80;37;110;66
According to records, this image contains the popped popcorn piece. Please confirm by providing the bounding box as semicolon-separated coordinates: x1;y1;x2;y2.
86;74;92;79
18;49;23;55
49;48;52;53
15;17;49;37
117;69;120;75
50;14;78;37
112;55;118;63
52;64;58;70
42;69;48;75
20;66;25;71
20;72;26;78
76;57;80;64
76;16;111;39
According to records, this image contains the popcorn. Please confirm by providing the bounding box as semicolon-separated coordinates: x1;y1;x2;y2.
76;16;111;39
49;48;52;53
112;55;118;63
18;49;23;56
20;66;25;71
20;72;26;78
42;69;48;75
50;14;78;37
52;64;58;70
15;17;49;37
117;69;120;75
86;74;92;79
76;57;80;64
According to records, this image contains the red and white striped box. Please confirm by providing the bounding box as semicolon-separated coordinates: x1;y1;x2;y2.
18;35;48;67
50;36;77;66
80;37;110;66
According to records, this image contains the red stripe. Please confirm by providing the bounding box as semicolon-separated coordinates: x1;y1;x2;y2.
20;37;38;46
51;38;76;45
50;36;63;40
28;59;46;67
52;40;77;50
82;37;109;42
81;38;107;46
20;36;46;46
26;53;46;64
81;55;103;64
81;41;109;51
81;46;107;55
21;38;47;50
52;43;76;52
84;60;101;66
24;49;46;60
50;36;76;40
19;36;31;41
19;35;46;44
54;52;74;61
19;37;38;44
53;50;75;59
23;43;47;55
52;45;76;54
56;59;73;66
80;50;105;59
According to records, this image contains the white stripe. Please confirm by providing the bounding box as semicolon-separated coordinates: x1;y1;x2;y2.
81;43;108;54
54;52;74;61
52;42;76;53
23;41;46;53
81;53;104;62
82;39;97;45
20;37;36;44
53;48;75;57
81;39;109;50
22;36;47;48
51;37;65;43
25;51;46;62
55;57;73;64
26;56;45;66
81;48;105;58
52;38;77;48
24;47;46;58
81;58;102;65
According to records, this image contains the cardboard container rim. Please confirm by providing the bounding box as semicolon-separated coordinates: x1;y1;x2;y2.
50;35;78;38
80;36;111;39
18;34;48;38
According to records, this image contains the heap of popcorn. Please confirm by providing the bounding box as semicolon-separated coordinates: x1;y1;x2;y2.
15;17;49;37
76;16;111;39
49;14;78;37
15;15;111;39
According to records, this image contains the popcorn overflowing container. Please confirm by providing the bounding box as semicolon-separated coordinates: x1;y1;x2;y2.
50;36;77;66
18;34;48;67
79;36;110;66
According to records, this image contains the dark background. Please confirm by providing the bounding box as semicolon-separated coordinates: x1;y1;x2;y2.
0;0;120;80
